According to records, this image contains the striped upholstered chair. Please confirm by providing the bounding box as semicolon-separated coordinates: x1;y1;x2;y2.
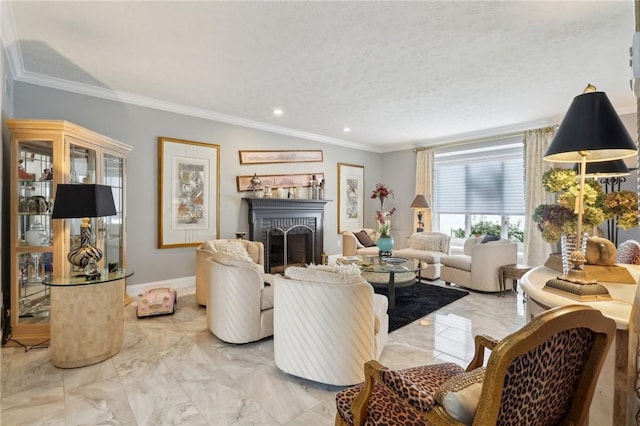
203;240;276;344
274;265;388;386
336;305;615;425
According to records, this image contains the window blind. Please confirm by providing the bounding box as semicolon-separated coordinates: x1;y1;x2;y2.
434;146;524;215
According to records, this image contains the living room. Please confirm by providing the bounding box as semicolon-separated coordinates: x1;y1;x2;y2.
2;2;640;425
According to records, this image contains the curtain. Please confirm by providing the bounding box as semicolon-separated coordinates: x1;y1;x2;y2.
523;126;556;267
415;148;434;232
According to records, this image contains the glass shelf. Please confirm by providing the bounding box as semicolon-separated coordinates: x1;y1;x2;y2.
43;269;134;287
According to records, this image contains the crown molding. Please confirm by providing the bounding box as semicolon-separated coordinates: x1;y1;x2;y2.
14;70;383;153
2;1;23;79
412;118;554;150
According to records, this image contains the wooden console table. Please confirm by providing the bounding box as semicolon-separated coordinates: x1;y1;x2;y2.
43;270;133;368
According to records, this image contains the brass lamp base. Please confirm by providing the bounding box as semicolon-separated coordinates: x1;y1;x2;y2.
557;269;597;285
544;276;611;302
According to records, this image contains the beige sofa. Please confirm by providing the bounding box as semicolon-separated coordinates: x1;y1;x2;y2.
440;235;517;293
394;232;451;280
274;265;388;386
343;230;451;280
342;228;380;257
196;239;267;306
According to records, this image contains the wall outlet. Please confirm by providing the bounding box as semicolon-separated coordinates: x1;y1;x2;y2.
337;238;341;248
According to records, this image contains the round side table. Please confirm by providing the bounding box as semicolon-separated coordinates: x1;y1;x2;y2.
43;269;133;368
498;264;531;297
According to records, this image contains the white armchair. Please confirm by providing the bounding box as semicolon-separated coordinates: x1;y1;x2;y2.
440;235;517;293
200;239;275;344
196;239;266;306
273;265;388;386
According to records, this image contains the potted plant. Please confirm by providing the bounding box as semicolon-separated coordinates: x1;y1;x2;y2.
371;183;396;253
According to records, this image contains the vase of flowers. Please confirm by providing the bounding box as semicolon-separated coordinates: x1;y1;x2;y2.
371;183;397;255
376;208;396;255
533;168;638;244
371;183;394;211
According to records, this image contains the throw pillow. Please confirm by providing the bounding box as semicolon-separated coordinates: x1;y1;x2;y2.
306;263;362;276
284;265;363;284
353;230;376;247
409;234;442;252
481;234;500;244
435;367;485;425
212;240;253;262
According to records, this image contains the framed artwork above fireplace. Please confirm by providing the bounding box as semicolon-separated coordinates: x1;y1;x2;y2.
337;163;364;233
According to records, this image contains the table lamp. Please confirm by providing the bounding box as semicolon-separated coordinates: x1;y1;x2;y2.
51;184;116;271
572;158;630;178
543;84;637;287
410;194;430;232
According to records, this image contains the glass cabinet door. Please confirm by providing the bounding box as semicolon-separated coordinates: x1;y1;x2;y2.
66;144;98;274
103;154;124;270
16;140;54;324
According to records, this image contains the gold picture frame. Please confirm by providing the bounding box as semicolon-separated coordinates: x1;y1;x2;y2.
238;150;323;165
158;137;220;249
337;163;364;233
237;173;324;192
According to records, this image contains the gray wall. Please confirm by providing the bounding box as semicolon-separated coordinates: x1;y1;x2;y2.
11;82;417;285
6;80;639;286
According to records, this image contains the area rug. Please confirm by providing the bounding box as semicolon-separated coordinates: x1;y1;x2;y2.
374;283;469;332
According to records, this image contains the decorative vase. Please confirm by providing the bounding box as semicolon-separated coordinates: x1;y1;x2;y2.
560;233;587;275
377;236;394;256
67;218;103;268
26;220;47;246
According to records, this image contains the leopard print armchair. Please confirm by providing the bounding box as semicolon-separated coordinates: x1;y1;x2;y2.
335;305;615;426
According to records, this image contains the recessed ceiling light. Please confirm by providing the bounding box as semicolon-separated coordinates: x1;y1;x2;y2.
343;127;351;132
273;108;283;116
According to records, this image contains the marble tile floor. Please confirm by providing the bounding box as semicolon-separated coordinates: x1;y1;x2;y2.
1;281;526;425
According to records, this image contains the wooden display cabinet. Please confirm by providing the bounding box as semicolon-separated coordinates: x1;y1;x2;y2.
5;120;132;346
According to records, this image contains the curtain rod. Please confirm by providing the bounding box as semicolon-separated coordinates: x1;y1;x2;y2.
413;125;557;152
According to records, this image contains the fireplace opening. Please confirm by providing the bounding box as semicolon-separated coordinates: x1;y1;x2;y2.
269;229;313;273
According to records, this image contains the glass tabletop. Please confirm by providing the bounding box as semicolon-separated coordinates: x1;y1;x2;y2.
43;269;134;286
340;256;424;273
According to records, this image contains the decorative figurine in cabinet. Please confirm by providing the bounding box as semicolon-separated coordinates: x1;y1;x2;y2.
4;119;132;346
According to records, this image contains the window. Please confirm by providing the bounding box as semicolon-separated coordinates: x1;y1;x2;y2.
433;139;525;254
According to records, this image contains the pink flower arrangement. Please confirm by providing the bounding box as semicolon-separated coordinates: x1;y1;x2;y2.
371;183;396;236
371;183;394;210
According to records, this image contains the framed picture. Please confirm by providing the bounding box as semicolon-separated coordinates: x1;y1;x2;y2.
158;137;220;249
337;163;364;233
237;173;324;192
238;150;323;165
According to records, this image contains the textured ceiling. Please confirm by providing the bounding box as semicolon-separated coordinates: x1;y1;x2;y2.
4;1;638;152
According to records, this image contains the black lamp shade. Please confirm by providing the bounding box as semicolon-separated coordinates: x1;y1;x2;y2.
572;159;630;177
52;184;116;219
544;91;637;162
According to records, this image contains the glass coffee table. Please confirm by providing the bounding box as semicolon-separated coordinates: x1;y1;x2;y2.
340;256;425;308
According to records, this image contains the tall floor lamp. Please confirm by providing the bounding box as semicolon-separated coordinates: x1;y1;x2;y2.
410;194;430;232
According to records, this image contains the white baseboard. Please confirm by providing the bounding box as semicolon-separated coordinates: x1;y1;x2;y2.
127;276;195;297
